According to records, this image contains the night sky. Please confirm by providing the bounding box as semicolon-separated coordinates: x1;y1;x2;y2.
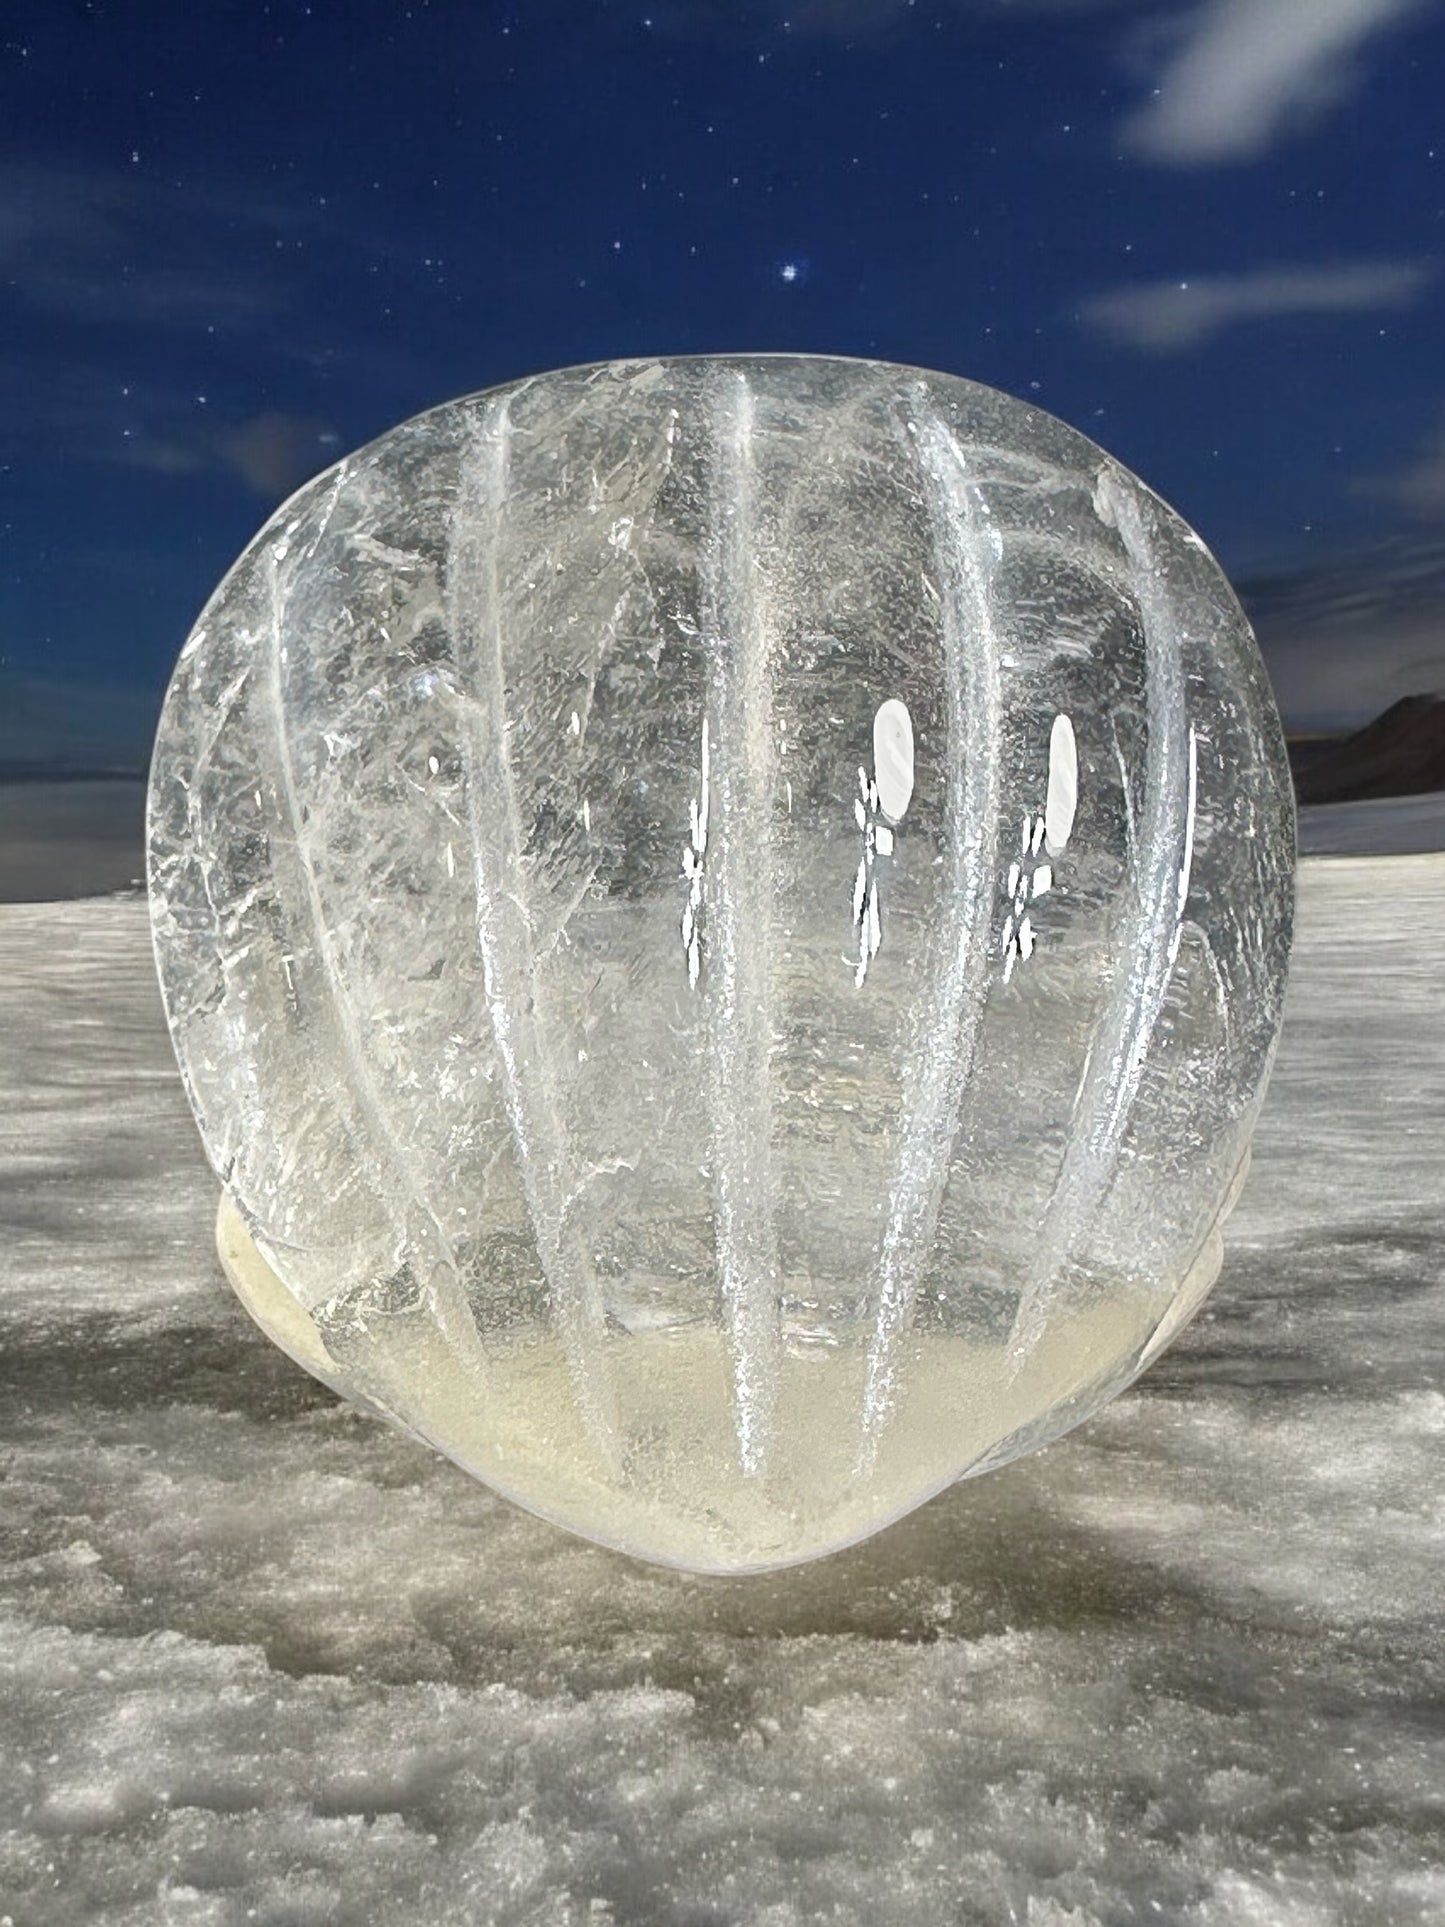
4;0;1445;770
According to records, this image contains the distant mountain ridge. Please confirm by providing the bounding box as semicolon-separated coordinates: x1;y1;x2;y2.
1290;693;1445;806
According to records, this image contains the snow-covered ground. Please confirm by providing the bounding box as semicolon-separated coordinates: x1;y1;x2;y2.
1;860;1442;1926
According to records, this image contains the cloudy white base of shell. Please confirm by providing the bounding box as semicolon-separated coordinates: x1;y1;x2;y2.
218;1187;1234;1573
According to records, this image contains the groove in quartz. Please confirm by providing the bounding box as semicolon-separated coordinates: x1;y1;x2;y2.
856;400;1005;1465
1006;468;1193;1367
449;396;618;1458
699;367;782;1479
257;514;492;1382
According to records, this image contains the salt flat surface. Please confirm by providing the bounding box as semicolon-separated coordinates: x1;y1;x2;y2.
1297;793;1445;857
0;782;147;904
1;861;1442;1926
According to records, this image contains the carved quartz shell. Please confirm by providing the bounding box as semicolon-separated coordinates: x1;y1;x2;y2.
147;356;1295;1572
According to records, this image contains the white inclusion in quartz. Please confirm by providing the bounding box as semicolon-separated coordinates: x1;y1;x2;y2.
681;716;711;991
1044;712;1078;857
1001;714;1076;983
872;698;915;825
852;699;914;988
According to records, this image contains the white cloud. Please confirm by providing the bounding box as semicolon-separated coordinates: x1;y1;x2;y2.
1080;258;1434;350
0;161;296;329
1123;0;1430;165
1364;412;1445;519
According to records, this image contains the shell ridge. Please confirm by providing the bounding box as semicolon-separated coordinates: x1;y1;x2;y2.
449;395;620;1459
699;366;783;1478
259;541;489;1379
1007;468;1192;1366
857;398;1006;1463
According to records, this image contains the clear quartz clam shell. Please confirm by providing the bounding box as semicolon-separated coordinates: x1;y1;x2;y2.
147;355;1295;1573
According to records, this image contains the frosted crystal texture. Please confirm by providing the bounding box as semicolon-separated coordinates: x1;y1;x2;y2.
147;356;1295;1573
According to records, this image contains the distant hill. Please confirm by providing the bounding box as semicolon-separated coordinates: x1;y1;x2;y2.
1290;694;1445;806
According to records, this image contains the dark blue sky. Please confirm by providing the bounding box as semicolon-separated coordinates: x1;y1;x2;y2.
3;0;1444;762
